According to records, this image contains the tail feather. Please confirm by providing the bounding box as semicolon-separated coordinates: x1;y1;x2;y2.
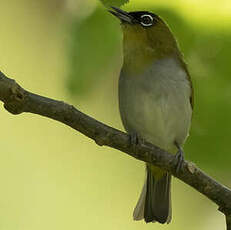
133;167;172;224
133;180;147;220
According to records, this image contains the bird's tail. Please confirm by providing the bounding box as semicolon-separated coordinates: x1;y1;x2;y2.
133;165;172;224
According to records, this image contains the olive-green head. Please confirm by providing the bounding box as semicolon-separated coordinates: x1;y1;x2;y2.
109;7;180;59
109;7;182;74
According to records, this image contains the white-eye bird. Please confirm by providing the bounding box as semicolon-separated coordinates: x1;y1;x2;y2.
109;7;193;224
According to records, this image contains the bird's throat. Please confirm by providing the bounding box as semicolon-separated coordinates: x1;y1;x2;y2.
123;44;156;75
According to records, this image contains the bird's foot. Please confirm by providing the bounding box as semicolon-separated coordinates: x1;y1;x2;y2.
174;142;185;174
129;132;145;153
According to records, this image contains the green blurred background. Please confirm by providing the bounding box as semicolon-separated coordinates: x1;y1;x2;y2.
0;0;230;229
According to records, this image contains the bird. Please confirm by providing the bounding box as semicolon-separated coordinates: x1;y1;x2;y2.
108;7;193;224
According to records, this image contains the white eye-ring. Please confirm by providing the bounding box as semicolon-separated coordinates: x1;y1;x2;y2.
140;14;153;27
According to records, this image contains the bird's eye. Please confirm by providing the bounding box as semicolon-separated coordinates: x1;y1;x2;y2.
140;14;153;27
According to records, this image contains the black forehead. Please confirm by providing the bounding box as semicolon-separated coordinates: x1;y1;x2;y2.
128;11;158;20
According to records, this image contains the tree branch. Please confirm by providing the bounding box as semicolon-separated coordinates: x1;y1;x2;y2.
0;71;231;229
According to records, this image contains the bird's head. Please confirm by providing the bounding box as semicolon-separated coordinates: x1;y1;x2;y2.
109;7;179;60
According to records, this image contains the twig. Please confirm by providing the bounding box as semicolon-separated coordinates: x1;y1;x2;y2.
0;71;231;229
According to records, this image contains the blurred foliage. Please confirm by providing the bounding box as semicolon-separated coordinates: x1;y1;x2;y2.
67;6;231;173
67;6;121;95
100;0;129;8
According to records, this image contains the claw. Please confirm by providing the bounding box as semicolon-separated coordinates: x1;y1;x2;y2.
174;142;185;174
129;133;145;153
130;133;139;146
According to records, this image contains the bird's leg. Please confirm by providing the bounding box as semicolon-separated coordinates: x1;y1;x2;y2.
174;142;185;174
130;132;139;146
129;132;145;153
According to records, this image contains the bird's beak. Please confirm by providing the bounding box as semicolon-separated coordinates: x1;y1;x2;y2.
108;6;134;24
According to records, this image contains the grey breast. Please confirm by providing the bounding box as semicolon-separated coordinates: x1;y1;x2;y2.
119;57;192;152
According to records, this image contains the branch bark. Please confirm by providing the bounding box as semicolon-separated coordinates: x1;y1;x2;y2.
0;71;231;228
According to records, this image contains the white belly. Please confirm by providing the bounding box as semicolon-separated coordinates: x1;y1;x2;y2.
119;57;192;153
